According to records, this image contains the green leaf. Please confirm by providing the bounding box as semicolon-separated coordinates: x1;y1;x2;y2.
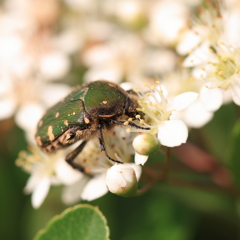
34;204;109;240
228;119;240;187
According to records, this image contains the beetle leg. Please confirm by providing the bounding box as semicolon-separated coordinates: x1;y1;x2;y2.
97;123;123;164
65;141;88;172
111;119;150;130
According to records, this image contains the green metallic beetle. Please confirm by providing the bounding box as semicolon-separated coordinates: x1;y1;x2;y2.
35;80;149;172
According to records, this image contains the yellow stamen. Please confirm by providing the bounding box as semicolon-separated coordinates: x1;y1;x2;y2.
133;88;140;92
126;128;131;133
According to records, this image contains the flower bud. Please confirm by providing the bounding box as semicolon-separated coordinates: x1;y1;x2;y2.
106;164;138;197
133;133;160;156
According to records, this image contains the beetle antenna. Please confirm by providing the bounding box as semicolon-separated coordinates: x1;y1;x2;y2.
97;123;123;164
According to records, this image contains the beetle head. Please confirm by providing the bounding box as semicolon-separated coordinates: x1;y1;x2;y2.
125;95;142;118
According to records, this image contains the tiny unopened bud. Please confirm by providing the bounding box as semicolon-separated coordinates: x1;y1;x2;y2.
106;164;138;197
133;133;160;156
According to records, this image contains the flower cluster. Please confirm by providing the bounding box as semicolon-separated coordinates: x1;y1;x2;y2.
17;127;141;208
1;0;238;207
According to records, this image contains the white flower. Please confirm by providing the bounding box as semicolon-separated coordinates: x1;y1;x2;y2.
102;0;145;27
145;0;190;45
16;146;82;209
106;164;141;197
178;2;224;56
133;83;198;147
82;33;144;83
191;43;240;106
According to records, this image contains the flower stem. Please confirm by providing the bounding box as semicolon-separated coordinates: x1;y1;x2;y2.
137;147;171;195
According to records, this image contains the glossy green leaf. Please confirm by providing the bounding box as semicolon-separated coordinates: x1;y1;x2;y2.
34;204;109;240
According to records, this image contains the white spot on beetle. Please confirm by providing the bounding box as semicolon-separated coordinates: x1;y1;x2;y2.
84;118;90;124
47;126;55;141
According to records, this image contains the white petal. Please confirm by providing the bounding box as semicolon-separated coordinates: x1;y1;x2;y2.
24;174;41;194
192;67;207;80
222;89;232;104
167;92;198;112
183;42;211;67
39;52;70;80
40;83;71;107
120;82;134;91
134;152;149;166
55;29;82;54
106;165;128;192
55;159;83;185
31;177;51;209
0;98;16;120
82;45;113;66
125;163;142;181
62;176;89;205
15;103;44;131
158;120;188;147
81;174;108;201
0;76;12;95
177;29;201;55
200;85;222;111
230;81;240;105
181;101;213;128
83;65;122;83
148;1;187;43
106;164;138;195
